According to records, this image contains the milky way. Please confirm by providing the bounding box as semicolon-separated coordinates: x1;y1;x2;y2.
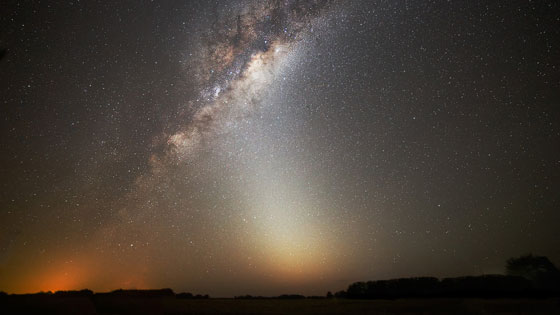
166;0;332;162
1;0;559;296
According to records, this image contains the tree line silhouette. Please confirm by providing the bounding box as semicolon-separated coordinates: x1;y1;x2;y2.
1;254;558;302
334;254;560;299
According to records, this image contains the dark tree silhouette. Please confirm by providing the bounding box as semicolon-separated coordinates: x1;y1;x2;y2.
176;292;194;299
506;254;560;289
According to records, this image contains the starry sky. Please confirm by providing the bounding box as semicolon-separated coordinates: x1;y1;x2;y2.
1;0;559;297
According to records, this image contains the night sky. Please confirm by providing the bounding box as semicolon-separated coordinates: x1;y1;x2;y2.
1;0;559;297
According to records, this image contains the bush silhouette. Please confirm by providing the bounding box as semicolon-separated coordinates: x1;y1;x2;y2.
506;254;560;290
54;289;94;297
176;292;194;299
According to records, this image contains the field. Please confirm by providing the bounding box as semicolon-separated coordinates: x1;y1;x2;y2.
2;297;560;314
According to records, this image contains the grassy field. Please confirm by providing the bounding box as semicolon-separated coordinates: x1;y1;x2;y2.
3;297;560;314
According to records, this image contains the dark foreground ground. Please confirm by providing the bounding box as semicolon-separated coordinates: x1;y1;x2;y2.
2;297;560;315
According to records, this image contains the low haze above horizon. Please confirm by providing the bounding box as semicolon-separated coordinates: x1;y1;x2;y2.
1;0;559;297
